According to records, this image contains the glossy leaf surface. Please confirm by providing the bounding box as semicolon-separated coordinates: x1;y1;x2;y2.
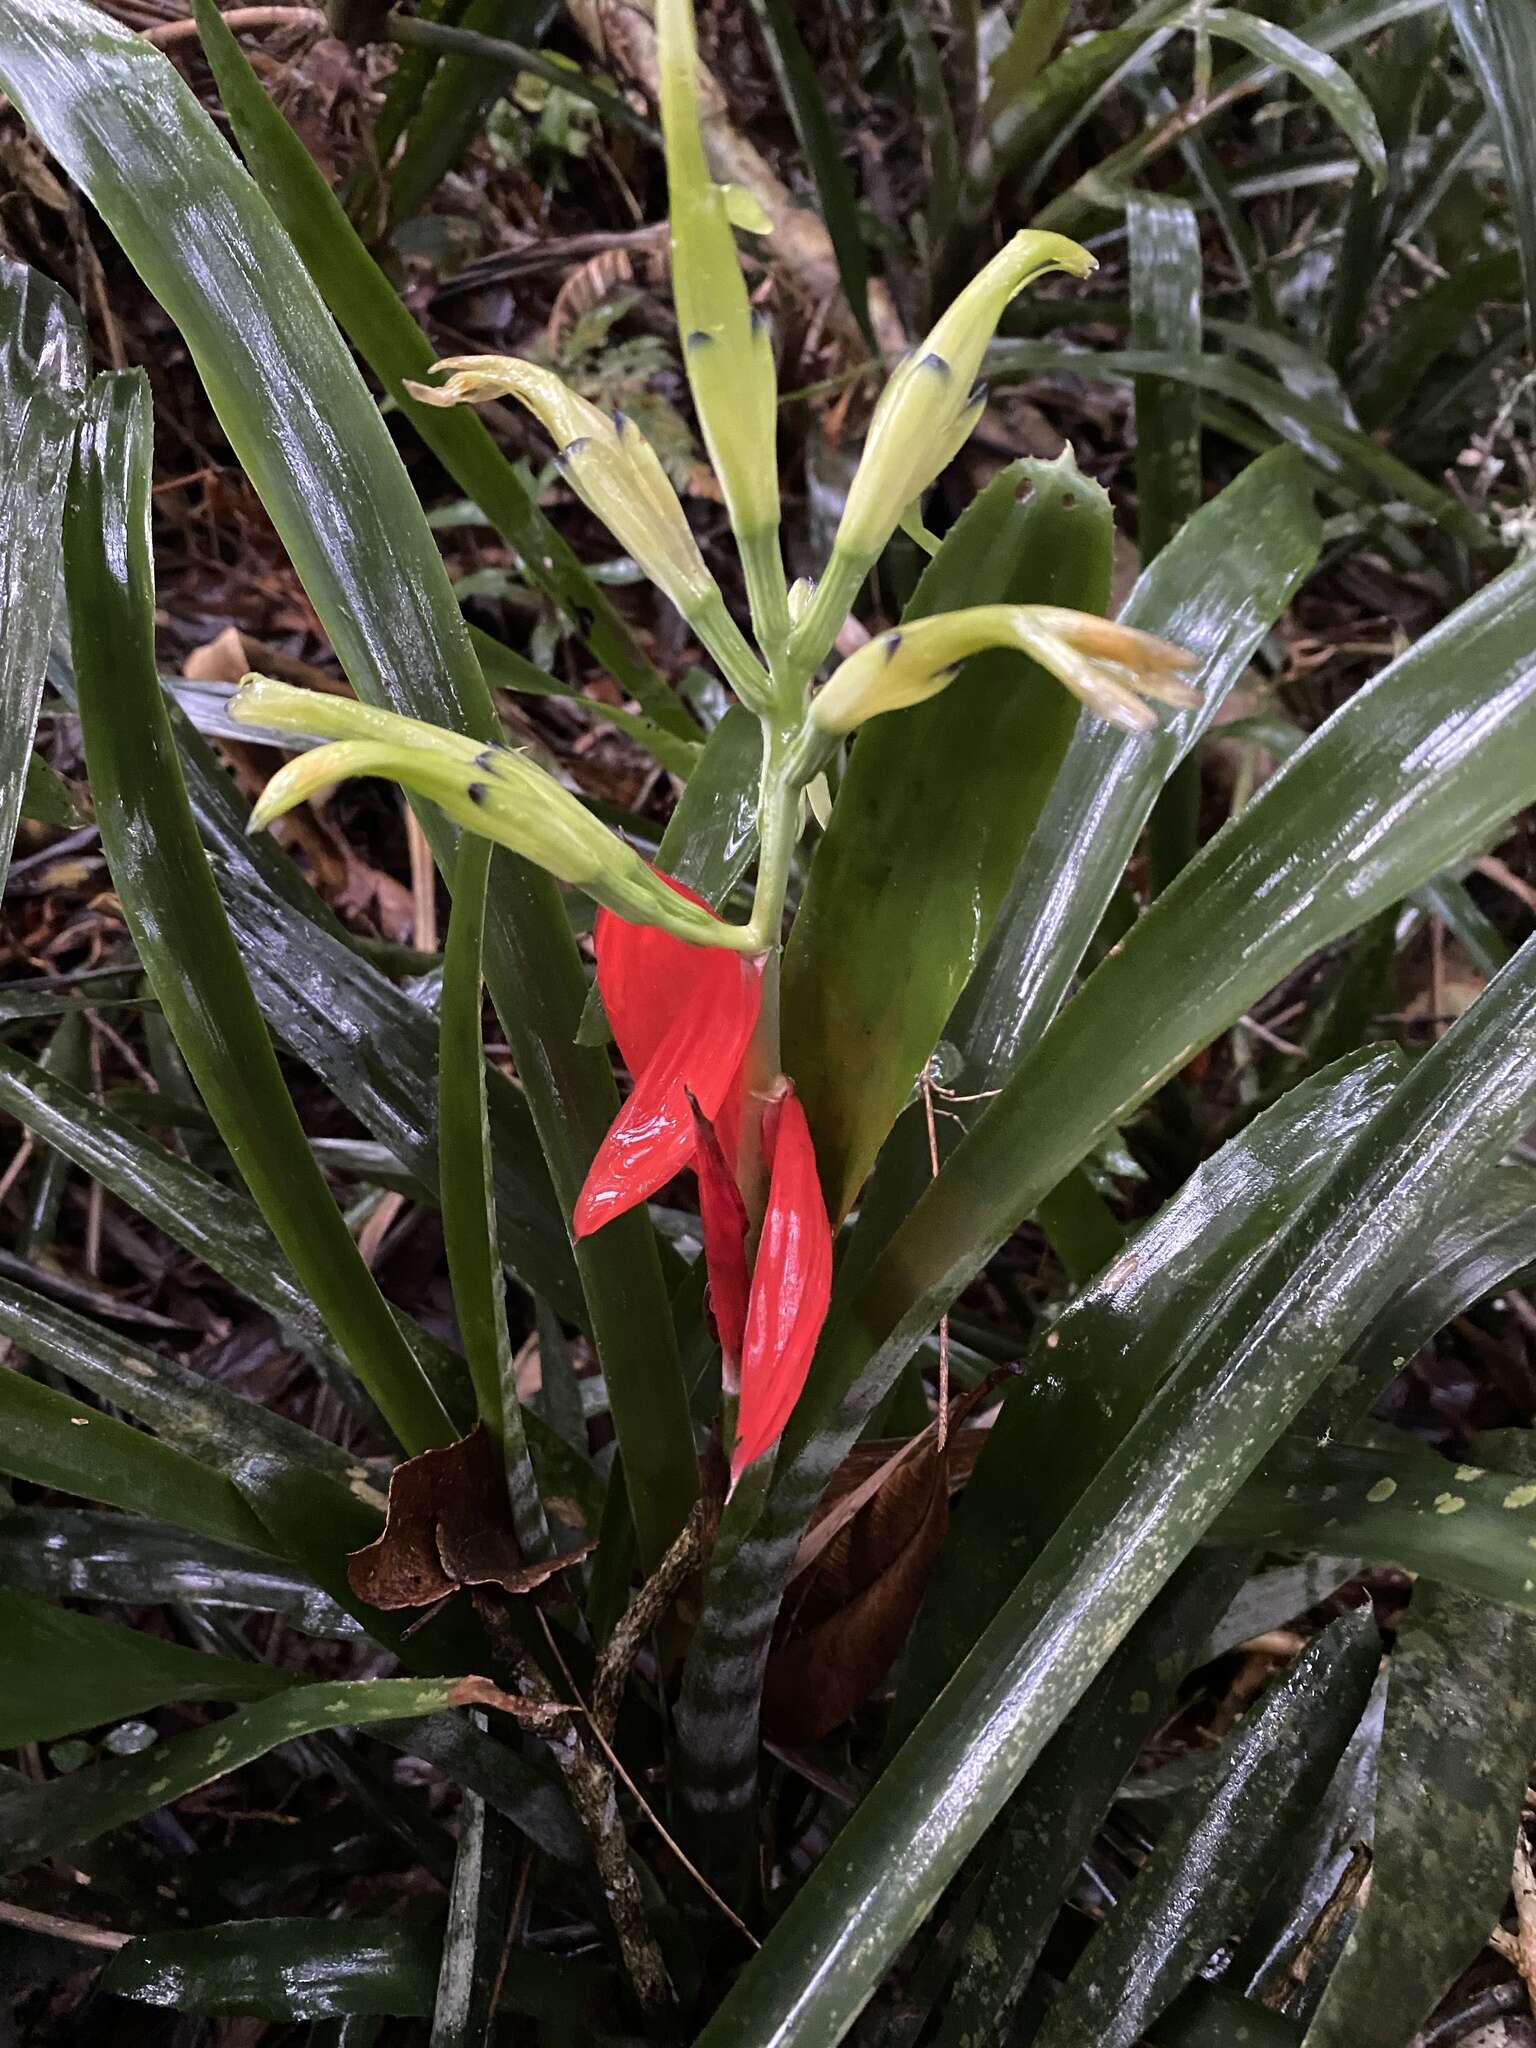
696;934;1536;2045
1035;1608;1380;2048
66;369;452;1454
0;0;697;1568
1303;1582;1536;2045
783;452;1111;1218
0;1587;295;1747
0;256;85;898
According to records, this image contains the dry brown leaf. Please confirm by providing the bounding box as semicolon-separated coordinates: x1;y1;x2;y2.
762;1373;1012;1743
346;1424;590;1610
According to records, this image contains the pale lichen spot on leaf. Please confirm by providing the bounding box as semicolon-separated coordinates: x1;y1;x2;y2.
1433;1492;1466;1515
1366;1478;1396;1503
1503;1482;1536;1509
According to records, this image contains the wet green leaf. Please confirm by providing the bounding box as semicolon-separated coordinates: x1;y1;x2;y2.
0;1509;357;1636
66;371;453;1455
1451;0;1536;344
694;934;1536;2046
783;451;1111;1218
0;1673;523;1873
1035;1608;1380;2048
1211;1434;1536;1613
0;1365;273;1552
893;1051;1400;1746
0;0;697;1569
0;256;86;899
1203;13;1387;190
101;1914;604;2026
1303;1582;1536;2045
0;1587;296;1747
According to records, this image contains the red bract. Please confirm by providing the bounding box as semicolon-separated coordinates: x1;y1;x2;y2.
731;1088;832;1481
573;877;832;1480
572;877;762;1236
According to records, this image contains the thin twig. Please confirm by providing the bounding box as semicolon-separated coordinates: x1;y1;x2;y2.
538;1612;759;1948
591;1500;705;1742
0;1902;129;1950
472;1593;670;2013
141;5;324;43
920;1058;949;1448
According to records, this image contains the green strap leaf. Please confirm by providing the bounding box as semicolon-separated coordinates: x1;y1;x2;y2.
1035;1608;1381;2048
0;1508;357;1638
0;1365;273;1553
892;1050;1401;1748
101;1916;603;2026
0;256;86;898
1203;12;1388;191
744;0;874;342
782;451;1112;1220
694;933;1536;2046
66;369;452;1455
953;446;1321;1092
987;339;1485;543
0;1587;297;1748
1211;1435;1536;1613
0;1674;526;1874
0;1277;375;1493
1451;0;1536;346
1303;1582;1536;2045
933;1555;1254;2048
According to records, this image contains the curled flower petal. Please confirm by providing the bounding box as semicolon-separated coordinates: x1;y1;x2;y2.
689;1091;750;1387
732;1088;833;1479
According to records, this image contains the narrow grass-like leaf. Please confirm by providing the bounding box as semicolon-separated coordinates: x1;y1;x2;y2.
0;257;86;899
0;0;698;1569
987;339;1484;542
388;0;545;224
745;0;873;341
0;1588;296;1747
101;1917;602;2026
1307;1163;1536;1429
1211;1435;1536;1612
1127;192;1204;894
194;0;684;739
694;933;1536;2045
1203;13;1387;190
1128;193;1203;564
439;836;548;1556
0;1675;530;1874
0;1365;273;1552
782;452;1110;1219
1303;1582;1536;2045
1451;0;1536;344
0;1509;356;1636
430;1777;519;2047
0;1278;375;1494
1034;1609;1380;2048
66;369;452;1455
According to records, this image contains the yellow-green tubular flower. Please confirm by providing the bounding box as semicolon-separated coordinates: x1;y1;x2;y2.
811;604;1200;736
656;0;780;552
405;356;720;624
832;232;1096;570
231;679;758;951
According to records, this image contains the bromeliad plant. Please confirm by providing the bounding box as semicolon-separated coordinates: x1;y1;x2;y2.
229;0;1197;1487
10;0;1536;2043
